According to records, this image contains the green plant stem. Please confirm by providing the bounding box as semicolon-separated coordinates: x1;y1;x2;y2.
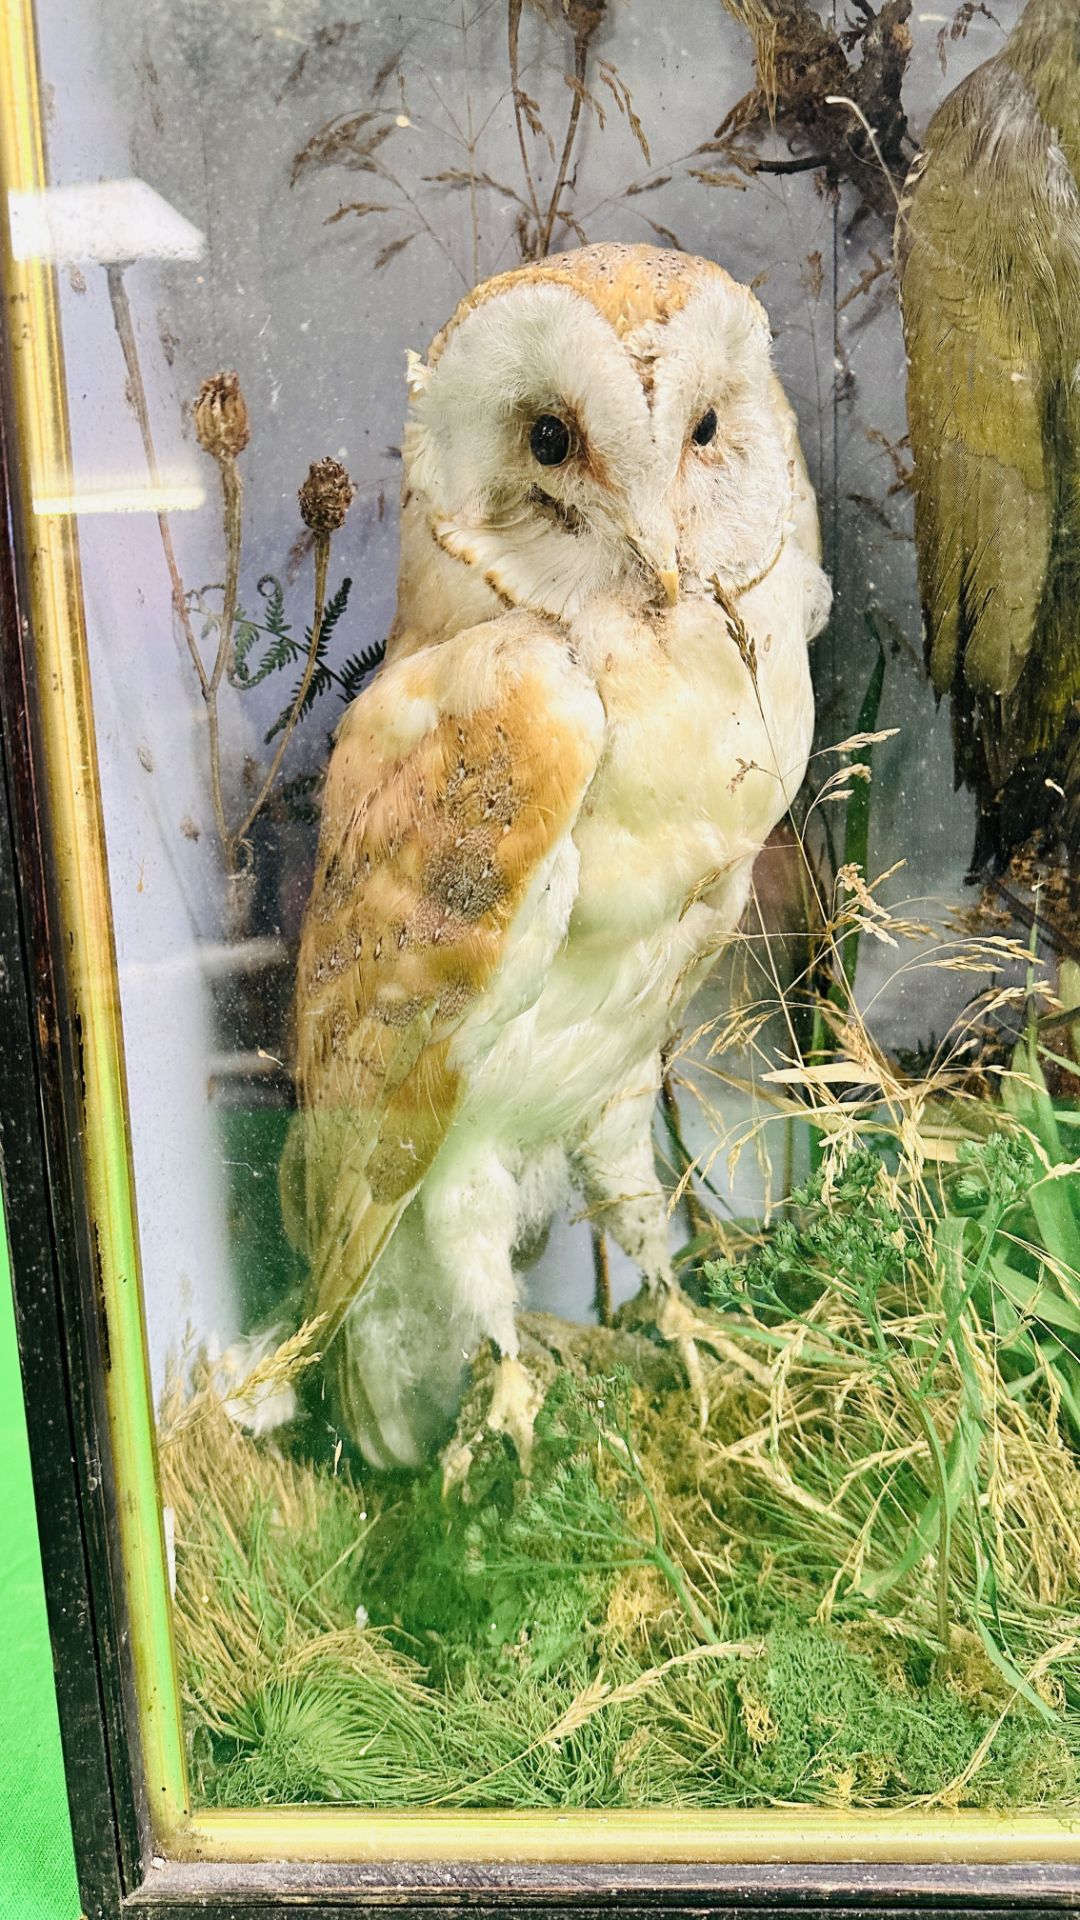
834;635;886;1001
598;1424;720;1643
902;1382;953;1655
648;1536;719;1645
922;1205;1009;1387
854;1282;953;1651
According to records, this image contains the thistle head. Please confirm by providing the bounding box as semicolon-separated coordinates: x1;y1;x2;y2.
298;457;356;536
193;370;250;461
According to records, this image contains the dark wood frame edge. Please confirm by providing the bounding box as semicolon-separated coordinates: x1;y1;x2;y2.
0;296;147;1918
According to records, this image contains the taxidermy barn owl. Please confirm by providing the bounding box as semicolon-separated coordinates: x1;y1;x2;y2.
287;243;830;1472
898;0;1080;877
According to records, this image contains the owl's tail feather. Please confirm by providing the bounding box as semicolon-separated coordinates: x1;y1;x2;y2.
278;1108;415;1350
325;1195;472;1469
278;1112;310;1257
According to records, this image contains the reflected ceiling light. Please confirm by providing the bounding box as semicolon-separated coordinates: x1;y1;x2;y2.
32;482;206;516
8;178;204;263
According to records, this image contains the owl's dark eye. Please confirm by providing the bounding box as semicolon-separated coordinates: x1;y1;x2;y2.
530;414;572;467
692;407;718;447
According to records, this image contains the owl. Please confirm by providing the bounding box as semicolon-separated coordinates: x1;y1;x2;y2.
897;0;1080;878
286;243;830;1472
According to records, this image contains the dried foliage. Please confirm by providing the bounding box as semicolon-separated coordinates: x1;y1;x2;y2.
286;2;737;277
287;5;642;277
938;3;1000;75
712;0;914;221
159;671;1080;1810
179;402;358;909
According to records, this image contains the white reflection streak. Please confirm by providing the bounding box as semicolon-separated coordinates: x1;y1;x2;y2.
7;177;205;263
32;483;206;516
8;180;207;518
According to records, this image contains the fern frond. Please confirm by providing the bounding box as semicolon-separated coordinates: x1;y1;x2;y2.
230;576;302;689
336;634;386;704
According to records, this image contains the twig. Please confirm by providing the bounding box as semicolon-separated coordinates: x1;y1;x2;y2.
507;0;543;240
106;266;236;863
210;460;243;695
105;267;209;694
452;1;483;287
660;1072;714;1246
539;70;585;255
591;1227;612;1327
536;8;604;256
205;452;246;874
753;153;831;175
824;94;903;216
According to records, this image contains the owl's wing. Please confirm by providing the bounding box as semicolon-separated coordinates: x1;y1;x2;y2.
897;60;1063;716
285;614;604;1342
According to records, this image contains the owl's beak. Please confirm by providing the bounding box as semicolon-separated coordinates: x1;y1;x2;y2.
623;521;680;604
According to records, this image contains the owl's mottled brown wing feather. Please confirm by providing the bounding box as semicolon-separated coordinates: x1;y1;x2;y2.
898;59;1061;741
285;617;603;1341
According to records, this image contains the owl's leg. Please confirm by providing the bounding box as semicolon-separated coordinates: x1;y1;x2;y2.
420;1144;544;1487
572;1066;737;1429
574;1072;673;1289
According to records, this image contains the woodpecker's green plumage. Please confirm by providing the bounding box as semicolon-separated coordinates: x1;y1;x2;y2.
898;0;1080;873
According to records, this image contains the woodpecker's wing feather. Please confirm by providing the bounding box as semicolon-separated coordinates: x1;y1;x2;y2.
285;614;604;1341
898;59;1062;714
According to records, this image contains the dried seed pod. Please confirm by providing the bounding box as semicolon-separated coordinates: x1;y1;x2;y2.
193;370;250;461
298;457;356;535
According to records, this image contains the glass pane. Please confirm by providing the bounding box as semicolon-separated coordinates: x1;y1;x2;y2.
16;0;1080;1821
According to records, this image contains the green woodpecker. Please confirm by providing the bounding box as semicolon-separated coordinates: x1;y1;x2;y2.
897;0;1080;878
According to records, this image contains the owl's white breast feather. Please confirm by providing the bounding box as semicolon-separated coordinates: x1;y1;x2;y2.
451;541;821;1154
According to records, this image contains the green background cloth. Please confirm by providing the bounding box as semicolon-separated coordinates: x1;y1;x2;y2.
1;1209;82;1919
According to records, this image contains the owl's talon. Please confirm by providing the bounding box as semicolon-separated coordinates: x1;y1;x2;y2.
485;1352;544;1474
654;1284;715;1430
441;1436;476;1497
440;1352;544;1495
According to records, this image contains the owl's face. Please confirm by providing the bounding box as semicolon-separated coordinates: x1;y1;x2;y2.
402;245;795;623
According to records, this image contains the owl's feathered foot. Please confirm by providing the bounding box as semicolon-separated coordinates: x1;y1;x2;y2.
441;1350;545;1494
621;1281;771;1432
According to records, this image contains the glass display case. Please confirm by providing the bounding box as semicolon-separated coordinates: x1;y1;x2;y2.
3;0;1080;1913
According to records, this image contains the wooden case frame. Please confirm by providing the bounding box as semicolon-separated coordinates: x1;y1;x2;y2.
4;0;1080;1913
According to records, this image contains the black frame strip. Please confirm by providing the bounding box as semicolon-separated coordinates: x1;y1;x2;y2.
0;294;147;1918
